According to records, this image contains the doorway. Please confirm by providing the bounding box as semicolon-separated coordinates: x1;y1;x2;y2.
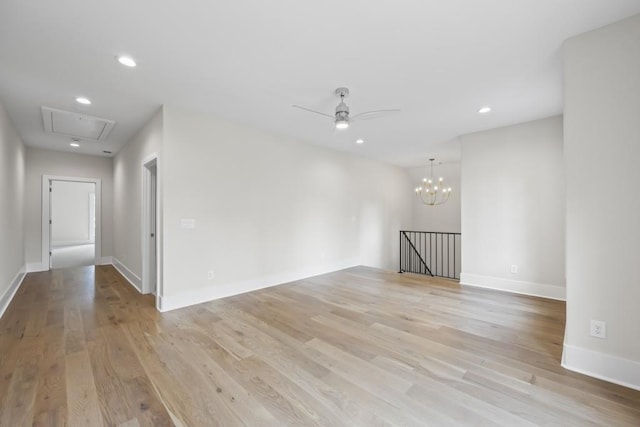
142;156;158;297
41;176;102;270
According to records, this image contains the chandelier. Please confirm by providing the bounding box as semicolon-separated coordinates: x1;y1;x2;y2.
415;159;452;206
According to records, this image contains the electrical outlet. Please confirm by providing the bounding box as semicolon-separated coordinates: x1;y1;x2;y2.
207;270;215;280
510;264;518;274
590;320;606;339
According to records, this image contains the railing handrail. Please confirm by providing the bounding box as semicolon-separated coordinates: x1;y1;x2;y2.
400;230;461;235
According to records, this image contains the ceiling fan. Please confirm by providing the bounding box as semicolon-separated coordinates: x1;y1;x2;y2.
293;87;400;130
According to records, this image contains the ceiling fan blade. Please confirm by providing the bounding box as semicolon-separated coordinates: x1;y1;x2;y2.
292;105;334;119
351;109;401;121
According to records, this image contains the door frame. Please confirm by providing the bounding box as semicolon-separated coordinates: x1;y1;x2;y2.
41;175;102;270
142;154;161;304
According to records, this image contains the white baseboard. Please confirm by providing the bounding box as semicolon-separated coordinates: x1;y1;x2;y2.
112;257;142;293
0;265;27;320
158;260;359;312
562;344;640;391
460;273;566;301
26;262;46;272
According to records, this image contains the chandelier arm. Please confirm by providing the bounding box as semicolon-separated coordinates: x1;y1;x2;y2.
417;190;436;206
415;159;452;206
416;191;427;205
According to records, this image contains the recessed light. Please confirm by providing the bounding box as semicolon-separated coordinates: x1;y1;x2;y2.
478;106;491;114
70;142;80;147
356;139;364;144
117;56;137;67
75;97;91;105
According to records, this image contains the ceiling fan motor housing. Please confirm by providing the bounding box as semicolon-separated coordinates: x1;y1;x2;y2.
335;87;350;119
335;101;349;115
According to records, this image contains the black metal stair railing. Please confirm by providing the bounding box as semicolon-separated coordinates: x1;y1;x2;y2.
399;231;461;280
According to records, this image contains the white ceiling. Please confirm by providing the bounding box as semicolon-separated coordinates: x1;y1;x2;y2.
1;1;639;167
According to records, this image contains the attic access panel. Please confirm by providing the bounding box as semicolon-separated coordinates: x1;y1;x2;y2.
41;106;115;141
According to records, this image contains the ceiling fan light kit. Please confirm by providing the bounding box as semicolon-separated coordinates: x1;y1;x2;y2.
335;118;349;129
415;159;452;206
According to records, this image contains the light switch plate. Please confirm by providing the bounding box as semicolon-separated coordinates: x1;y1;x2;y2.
181;218;195;229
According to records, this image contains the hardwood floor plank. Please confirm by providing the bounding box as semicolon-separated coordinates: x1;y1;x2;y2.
63;306;87;355
304;338;459;426
459;370;602;426
197;312;346;425
126;326;249;426
1;265;639;426
175;342;278;426
65;349;103;427
0;337;42;426
238;356;340;426
32;325;67;427
0;332;22;406
88;325;172;426
320;371;429;427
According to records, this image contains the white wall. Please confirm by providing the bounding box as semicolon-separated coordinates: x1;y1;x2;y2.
460;116;565;300
51;181;95;245
0;101;26;316
25;147;113;267
563;14;640;390
159;106;412;310
409;161;461;233
112;109;163;286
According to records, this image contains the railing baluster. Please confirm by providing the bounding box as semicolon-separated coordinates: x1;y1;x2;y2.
439;234;442;277
421;232;424;274
447;234;451;279
453;234;456;279
435;234;438;277
399;231;402;273
430;232;433;275
398;230;461;280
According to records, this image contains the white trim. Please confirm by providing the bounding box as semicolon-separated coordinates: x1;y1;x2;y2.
27;262;46;273
42;175;102;270
99;256;113;265
141;154;159;298
0;266;26;320
562;344;640;391
460;273;566;301
112;258;142;293
158;260;359;312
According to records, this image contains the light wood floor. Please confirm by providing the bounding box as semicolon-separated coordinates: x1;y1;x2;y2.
1;266;639;426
